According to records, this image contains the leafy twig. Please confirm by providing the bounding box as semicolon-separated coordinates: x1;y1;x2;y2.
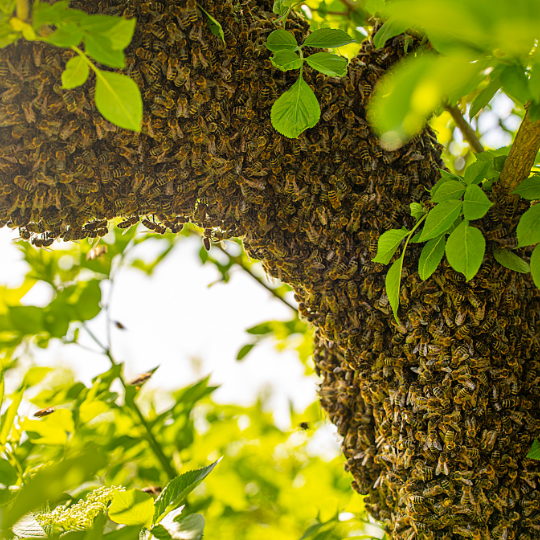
499;107;540;195
214;244;298;312
445;104;484;154
80;320;177;479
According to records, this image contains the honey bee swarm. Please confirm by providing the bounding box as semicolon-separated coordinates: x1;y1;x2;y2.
0;1;539;538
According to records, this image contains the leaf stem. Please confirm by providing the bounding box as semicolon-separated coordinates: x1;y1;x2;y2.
16;0;29;20
499;107;540;196
79;320;177;479
445;104;484;154
213;243;298;312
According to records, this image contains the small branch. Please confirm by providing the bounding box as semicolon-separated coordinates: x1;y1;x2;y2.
445;104;484;154
80;321;177;479
16;0;29;20
499;107;540;195
214;244;298;312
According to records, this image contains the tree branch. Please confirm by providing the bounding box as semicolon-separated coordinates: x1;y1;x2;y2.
445;104;484;154
214;244;298;312
498;107;540;195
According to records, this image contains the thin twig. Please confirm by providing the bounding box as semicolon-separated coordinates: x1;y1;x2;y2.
214;244;298;312
499;107;540;195
80;321;177;479
16;0;29;20
445;104;484;154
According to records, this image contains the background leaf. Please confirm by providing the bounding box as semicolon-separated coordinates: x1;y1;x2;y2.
109;490;154;528
512;175;540;200
530;244;540;289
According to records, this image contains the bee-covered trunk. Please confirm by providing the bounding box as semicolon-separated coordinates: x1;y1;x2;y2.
0;0;539;538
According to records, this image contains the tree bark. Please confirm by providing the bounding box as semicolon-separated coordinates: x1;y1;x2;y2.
0;1;540;539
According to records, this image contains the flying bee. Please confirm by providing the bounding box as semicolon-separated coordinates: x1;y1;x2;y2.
86;245;108;260
34;407;55;418
128;372;153;387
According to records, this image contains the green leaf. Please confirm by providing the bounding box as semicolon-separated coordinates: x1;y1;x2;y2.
236;343;256;361
246;322;273;335
418;234;446;280
102;525;142;540
32;0;70;26
368;52;482;145
271;50;303;72
45;23;83;47
109;490;154;528
0;394;24;446
62;55;90;89
2;450;107;531
372;17;409;49
95;70;142;132
154;460;221;524
386;256;404;323
529;101;540;123
9;306;44;335
512;175;540;200
500;64;531;106
462;184;493;220
0;458;17;486
265;29;298;52
79;16;136;50
67;279;102;321
527;438;540;460
302;28;356;49
445;221;485;281
531;244;540;290
154;513;205;540
11;514;46;539
419;200;463;242
84;34;125;68
517;204;540;247
273;0;288;16
372;229;409;264
198;5;225;45
463;159;490;186
469;78;500;120
493;248;530;274
271;76;320;139
304;52;347;77
430;180;465;203
22;367;52;387
410;202;426;220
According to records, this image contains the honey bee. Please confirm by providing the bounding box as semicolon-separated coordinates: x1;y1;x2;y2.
128;372;153;386
86;245;108;260
34;407;55;418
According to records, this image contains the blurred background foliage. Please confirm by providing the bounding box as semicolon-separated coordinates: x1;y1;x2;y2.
0;225;385;539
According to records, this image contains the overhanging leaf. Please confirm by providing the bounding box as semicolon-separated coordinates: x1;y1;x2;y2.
445;221;485;281
62;55;90;89
153;460;221;524
493;248;530;274
302;28;356;48
517;204;540;247
386;256;404;323
95;70;142;131
373;17;409;49
512;175;540;200
109;490;154;528
270;50;303;71
372;229;409;264
271;77;320;138
84;34;125;68
418;234;446;280
419;200;463;242
462;184;493;220
430;180;465;203
265;29;298;52
304;52;347;77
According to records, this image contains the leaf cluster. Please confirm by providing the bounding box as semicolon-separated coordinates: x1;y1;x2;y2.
368;0;540;145
1;0;141;130
373;148;537;321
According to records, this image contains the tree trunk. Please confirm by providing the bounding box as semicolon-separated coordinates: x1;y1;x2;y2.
1;1;539;539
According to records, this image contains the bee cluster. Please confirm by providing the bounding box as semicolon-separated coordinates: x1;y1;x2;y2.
0;0;539;538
